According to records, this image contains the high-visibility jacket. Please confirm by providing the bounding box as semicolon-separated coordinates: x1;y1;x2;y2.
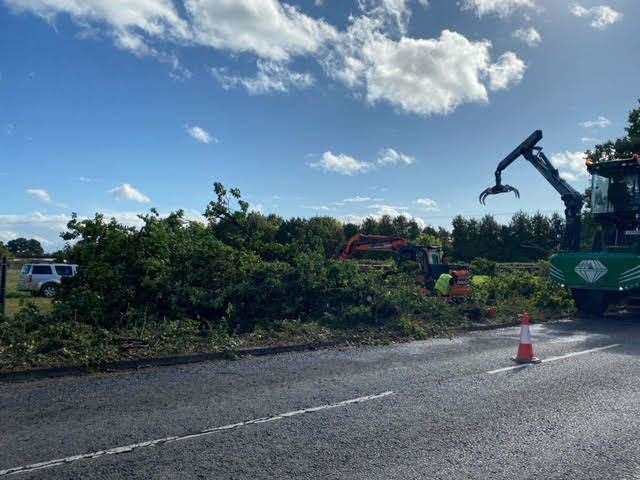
435;273;453;296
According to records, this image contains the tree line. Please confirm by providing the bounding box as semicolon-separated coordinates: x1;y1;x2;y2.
0;238;45;258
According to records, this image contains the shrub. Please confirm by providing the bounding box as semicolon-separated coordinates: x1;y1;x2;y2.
470;258;497;276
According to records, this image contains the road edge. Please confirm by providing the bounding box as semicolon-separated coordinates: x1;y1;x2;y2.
0;318;551;383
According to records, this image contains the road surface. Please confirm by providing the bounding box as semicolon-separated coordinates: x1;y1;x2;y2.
1;315;639;479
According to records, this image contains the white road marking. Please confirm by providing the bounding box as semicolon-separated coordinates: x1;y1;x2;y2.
486;344;621;374
0;391;394;477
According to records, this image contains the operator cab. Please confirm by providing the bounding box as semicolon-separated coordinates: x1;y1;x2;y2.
589;157;640;250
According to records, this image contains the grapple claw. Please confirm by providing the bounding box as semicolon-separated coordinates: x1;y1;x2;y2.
479;184;520;205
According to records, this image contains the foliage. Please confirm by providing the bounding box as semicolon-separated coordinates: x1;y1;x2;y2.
0;242;12;259
0;181;581;370
472;271;574;317
0;303;117;368
451;212;565;262
587;99;640;162
470;258;497;276
6;238;44;258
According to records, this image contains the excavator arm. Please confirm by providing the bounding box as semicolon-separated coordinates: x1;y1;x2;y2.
338;235;411;261
479;130;584;251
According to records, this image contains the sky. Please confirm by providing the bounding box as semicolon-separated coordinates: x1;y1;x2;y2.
1;0;639;250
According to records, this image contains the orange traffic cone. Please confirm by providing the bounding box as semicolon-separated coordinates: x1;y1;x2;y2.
513;312;541;364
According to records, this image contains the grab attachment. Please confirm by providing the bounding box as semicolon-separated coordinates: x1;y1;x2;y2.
479;182;520;204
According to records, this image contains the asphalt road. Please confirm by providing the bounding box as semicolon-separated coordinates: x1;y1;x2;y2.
1;315;639;479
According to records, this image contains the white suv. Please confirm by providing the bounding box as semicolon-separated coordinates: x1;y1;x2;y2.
18;263;79;298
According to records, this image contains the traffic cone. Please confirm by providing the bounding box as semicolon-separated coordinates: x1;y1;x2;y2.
513;312;541;364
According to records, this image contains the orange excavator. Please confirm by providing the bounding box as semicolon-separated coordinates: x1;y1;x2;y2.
338;234;472;298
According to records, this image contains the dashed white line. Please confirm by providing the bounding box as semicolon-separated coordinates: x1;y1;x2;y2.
486;344;621;374
0;391;394;477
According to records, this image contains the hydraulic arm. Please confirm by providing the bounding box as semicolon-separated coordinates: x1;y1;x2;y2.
479;130;584;251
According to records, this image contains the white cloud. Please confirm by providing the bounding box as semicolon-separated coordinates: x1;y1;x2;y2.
580;116;611;129
0;210;208;249
343;203;427;229
212;60;314;95
310;145;417;175
581;137;600;143
342;196;378;203
462;0;537;17
324;20;526;116
0;212;73;247
310;151;373;176
5;0;190;56
571;4;622;30
0;230;20;242
186;125;216;144
26;188;51;203
414;197;439;211
109;183;151;203
6;0;337;65
185;0;338;61
377;148;415;166
302;205;332;211
361;0;413;35
487;52;526;91
551;151;588;182
512;26;541;46
8;0;527;119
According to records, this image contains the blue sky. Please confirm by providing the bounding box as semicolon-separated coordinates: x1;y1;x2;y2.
1;0;638;250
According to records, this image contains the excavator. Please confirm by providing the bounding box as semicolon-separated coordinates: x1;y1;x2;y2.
338;234;472;298
480;129;640;315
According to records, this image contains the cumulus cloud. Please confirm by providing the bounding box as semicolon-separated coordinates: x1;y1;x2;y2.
26;188;51;203
310;151;373;176
580;116;611;129
310;145;416;175
185;0;337;61
109;183;151;203
4;0;190;55
324;19;526;116
185;125;216;144
377;148;415;166
8;0;528;118
551;151;588;182
414;197;439;211
486;52;526;91
212;60;314;95
512;26;541;46
571;4;622;30
462;0;537;17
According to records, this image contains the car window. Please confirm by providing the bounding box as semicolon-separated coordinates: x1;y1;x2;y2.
21;265;31;274
55;265;73;276
32;265;53;275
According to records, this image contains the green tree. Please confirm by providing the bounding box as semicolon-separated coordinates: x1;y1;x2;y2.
587;99;640;162
342;223;360;240
7;238;44;257
0;241;11;259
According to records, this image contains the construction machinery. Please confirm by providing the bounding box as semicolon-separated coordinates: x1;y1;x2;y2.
338;234;472;298
480;129;640;315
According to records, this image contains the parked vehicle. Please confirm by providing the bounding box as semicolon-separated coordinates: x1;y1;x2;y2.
18;263;78;298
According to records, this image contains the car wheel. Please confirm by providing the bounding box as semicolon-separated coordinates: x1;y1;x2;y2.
40;284;58;298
